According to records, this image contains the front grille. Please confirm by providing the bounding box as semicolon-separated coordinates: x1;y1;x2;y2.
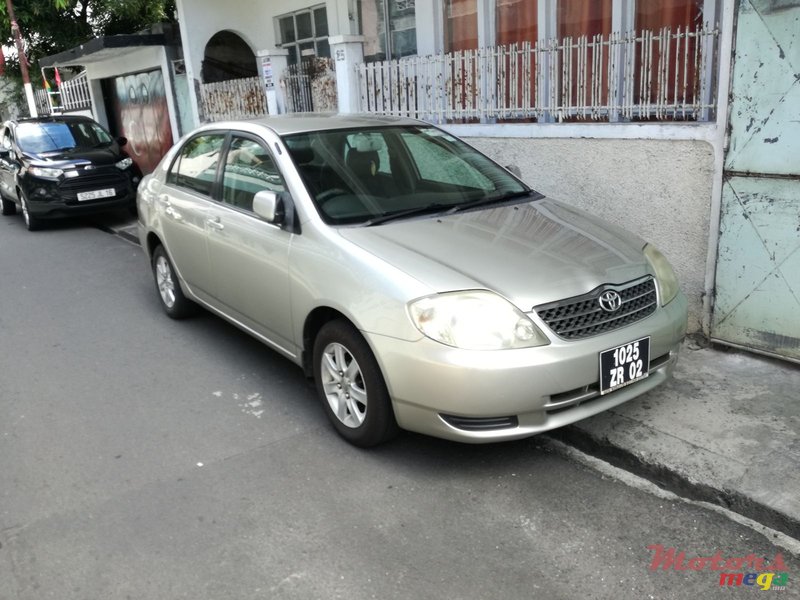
59;168;129;201
535;278;657;340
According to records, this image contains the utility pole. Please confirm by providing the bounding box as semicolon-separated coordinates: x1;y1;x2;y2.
6;0;37;117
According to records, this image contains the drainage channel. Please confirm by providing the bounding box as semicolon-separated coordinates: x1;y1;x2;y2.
94;221;141;245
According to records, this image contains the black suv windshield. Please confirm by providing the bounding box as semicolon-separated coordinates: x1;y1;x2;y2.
16;120;114;154
283;126;533;225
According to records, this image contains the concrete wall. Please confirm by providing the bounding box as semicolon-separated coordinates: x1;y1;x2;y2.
464;137;714;332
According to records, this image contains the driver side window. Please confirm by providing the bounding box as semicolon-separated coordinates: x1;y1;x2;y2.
221;136;286;213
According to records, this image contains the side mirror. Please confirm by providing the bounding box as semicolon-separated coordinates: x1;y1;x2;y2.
505;164;522;178
253;190;281;223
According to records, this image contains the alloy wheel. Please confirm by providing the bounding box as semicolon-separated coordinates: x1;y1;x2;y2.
320;342;368;428
155;255;177;308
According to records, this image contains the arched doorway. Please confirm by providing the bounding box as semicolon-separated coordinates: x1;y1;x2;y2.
202;31;257;83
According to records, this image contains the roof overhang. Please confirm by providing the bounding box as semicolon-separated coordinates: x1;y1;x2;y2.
39;34;168;68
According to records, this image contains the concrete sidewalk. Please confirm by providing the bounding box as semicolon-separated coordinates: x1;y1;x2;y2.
104;216;800;540
552;337;800;540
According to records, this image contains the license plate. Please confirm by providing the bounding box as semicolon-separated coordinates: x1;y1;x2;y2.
599;337;650;395
77;188;115;201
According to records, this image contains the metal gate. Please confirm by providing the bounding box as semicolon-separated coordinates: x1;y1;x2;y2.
711;0;800;362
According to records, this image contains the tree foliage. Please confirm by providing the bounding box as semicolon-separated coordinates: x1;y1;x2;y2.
1;0;176;82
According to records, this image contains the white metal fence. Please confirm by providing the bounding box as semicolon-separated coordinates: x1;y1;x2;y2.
60;71;92;111
33;71;93;115
33;88;51;115
357;25;719;123
199;76;267;122
283;58;337;113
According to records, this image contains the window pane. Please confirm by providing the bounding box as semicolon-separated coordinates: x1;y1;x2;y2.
402;132;493;189
359;0;388;62
389;0;417;58
497;0;537;46
314;7;329;37
316;39;331;58
558;0;612;39
635;0;704;108
389;0;417;57
296;12;313;40
299;42;316;58
444;0;478;52
173;134;225;196
391;28;417;58
279;16;296;43
636;0;702;31
222;137;285;212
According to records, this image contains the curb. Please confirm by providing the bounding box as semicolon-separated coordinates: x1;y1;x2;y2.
547;426;800;541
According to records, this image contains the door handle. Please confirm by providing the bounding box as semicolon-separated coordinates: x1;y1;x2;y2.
206;216;224;231
164;205;183;221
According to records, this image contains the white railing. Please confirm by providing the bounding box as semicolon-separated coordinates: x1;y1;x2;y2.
33;88;51;115
199;76;267;122
60;71;92;111
33;72;92;115
357;25;719;123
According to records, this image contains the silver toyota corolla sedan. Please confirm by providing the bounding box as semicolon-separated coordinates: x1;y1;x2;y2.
137;114;687;447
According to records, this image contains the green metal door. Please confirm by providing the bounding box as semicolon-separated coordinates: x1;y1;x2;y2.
712;0;800;362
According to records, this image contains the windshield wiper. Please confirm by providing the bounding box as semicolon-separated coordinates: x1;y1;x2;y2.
446;190;537;215
363;202;452;226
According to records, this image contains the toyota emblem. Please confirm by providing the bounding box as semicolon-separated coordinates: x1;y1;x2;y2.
598;290;622;312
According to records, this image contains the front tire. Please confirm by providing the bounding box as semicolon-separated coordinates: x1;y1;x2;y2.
20;193;42;231
313;320;398;447
1;196;15;216
151;245;194;319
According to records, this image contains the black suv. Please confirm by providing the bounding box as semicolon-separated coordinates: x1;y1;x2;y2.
0;116;142;230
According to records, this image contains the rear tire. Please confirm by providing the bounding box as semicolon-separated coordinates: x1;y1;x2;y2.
152;245;194;319
313;319;398;447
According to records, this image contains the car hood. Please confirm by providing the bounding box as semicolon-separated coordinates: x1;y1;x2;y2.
24;145;124;168
338;198;651;310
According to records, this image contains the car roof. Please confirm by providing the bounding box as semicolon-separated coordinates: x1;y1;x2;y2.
8;115;98;126
207;113;427;137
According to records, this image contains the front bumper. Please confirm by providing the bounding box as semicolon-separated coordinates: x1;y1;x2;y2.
366;291;688;443
22;172;138;218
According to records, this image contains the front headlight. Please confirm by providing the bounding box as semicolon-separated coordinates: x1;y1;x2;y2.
115;157;133;170
408;290;550;350
644;244;680;306
28;166;63;178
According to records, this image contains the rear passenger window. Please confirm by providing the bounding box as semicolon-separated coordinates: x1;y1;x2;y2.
168;133;225;196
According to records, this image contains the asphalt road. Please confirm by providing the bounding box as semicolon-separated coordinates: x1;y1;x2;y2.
1;213;798;600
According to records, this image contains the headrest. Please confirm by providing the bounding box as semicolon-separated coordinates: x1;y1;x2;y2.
346;149;379;178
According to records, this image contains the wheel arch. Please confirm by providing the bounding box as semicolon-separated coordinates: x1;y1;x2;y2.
302;306;361;378
145;231;163;261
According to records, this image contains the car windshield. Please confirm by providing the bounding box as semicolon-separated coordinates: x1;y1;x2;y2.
16;120;114;154
283;126;533;225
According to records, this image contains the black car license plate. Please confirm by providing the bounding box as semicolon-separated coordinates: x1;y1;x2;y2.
599;337;650;395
